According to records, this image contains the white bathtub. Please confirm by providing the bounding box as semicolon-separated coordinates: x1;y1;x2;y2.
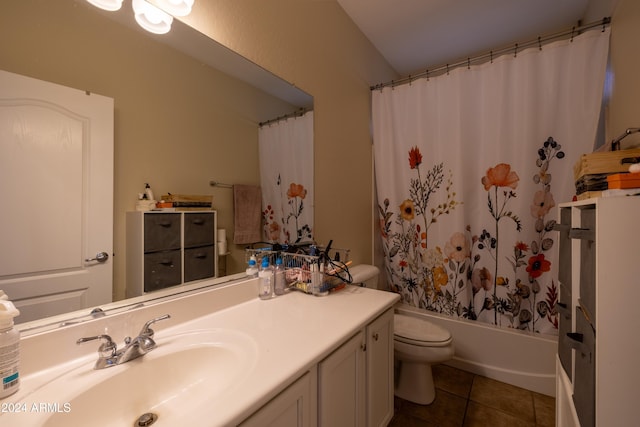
395;303;557;397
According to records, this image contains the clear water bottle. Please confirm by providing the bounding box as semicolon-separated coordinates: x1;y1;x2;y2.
258;257;274;300
246;256;258;278
274;257;286;296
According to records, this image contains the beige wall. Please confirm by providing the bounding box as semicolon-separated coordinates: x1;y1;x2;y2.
180;1;398;269
184;0;640;294
608;0;640;148
0;0;299;300
7;0;633;304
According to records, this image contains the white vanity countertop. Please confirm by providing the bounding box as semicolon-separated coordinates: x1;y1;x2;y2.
2;281;399;426
186;285;400;425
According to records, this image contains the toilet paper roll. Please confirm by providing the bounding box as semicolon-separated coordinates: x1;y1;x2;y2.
218;241;227;255
217;228;226;242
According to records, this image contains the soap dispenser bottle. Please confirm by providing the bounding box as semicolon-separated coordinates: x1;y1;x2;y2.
274;257;286;295
246;256;259;278
258;258;274;300
0;291;20;399
144;183;155;201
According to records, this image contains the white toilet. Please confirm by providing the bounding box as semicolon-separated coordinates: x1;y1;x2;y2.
350;265;455;405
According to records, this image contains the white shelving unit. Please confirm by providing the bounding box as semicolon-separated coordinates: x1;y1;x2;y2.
555;197;640;427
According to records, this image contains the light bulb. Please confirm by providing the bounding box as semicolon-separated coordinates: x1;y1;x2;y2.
86;0;123;11
155;0;194;17
132;0;173;35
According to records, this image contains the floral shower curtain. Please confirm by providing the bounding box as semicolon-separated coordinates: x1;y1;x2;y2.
259;110;314;244
373;29;610;334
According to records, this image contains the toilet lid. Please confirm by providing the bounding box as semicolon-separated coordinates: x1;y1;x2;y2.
394;314;451;343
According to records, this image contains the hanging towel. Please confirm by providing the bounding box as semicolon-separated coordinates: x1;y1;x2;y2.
233;184;262;244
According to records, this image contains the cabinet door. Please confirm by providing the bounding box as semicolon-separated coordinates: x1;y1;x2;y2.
241;371;316;427
184;212;215;247
366;309;394;427
318;331;366;427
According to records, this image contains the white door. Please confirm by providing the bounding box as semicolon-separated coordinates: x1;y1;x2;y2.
0;69;113;324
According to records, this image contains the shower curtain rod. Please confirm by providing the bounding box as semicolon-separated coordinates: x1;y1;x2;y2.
370;17;611;91
259;107;309;128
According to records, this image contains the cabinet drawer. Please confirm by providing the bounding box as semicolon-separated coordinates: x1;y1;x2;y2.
578;208;596;320
144;250;182;292
144;213;181;252
184;212;215;248
572;306;595;427
557;282;572;380
184;245;215;282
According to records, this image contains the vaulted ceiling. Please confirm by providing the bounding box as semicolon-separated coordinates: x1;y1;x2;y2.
336;0;619;76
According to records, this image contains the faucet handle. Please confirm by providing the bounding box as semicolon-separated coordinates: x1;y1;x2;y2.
139;314;171;338
77;334;117;358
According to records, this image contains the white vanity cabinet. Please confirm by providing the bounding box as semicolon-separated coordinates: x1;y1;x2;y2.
318;330;366;426
366;308;395;427
240;371;318;427
244;307;394;427
318;308;394;427
555;197;640;427
126;211;218;297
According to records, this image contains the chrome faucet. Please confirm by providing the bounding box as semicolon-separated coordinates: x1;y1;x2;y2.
77;314;171;369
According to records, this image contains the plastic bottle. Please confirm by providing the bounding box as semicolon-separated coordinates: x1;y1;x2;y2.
144;183;155;201
274;257;286;296
246;256;259;278
311;263;327;296
258;258;274;300
0;291;20;399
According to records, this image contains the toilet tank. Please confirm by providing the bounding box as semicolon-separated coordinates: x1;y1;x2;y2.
349;265;380;288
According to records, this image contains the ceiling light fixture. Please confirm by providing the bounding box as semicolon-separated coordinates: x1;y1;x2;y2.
86;0;194;35
132;0;173;35
154;0;194;17
86;0;124;11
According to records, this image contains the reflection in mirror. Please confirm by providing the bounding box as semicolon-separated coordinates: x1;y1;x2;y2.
0;0;312;331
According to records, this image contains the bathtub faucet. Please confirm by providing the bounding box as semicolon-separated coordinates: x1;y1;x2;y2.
76;314;171;369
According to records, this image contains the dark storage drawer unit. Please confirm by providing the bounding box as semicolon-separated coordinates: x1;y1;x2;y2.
126;211;218;297
143;213;181;252
554;207;573;380
183;212;216;282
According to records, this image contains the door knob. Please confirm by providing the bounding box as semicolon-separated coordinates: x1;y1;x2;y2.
85;252;109;263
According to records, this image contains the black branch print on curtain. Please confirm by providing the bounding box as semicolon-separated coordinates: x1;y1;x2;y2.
379;138;562;332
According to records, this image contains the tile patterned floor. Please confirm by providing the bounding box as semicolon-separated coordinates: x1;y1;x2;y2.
389;364;555;427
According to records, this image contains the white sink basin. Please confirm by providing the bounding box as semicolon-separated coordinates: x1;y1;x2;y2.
5;329;258;427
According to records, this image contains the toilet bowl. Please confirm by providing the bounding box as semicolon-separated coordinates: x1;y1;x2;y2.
394;313;454;405
349;265;455;405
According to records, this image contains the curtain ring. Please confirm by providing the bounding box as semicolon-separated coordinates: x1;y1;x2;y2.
571;26;575;42
538;36;542;51
446;64;450;75
467;57;471;70
426;69;429;81
514;43;518;57
601;17;607;32
490;51;493;64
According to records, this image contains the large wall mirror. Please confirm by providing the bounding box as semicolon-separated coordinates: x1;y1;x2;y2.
0;0;313;329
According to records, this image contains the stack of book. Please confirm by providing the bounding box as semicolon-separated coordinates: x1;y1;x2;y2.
573;148;640;199
157;194;214;210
